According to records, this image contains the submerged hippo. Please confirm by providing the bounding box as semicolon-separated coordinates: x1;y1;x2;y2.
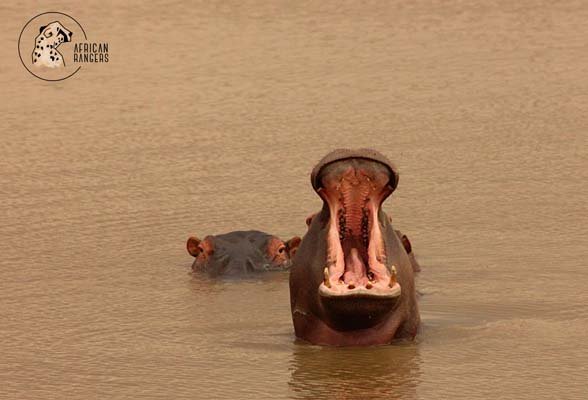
289;149;420;346
187;230;301;276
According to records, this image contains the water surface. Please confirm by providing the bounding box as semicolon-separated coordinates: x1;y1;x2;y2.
1;1;587;399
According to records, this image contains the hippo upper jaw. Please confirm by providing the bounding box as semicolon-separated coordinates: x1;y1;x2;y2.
316;158;399;288
311;154;403;329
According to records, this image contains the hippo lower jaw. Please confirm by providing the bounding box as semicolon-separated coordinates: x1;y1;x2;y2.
319;281;401;299
317;160;400;302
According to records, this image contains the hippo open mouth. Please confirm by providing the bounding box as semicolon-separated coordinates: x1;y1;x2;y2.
313;154;401;302
290;148;420;344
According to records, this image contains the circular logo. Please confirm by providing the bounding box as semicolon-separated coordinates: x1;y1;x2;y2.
18;12;87;81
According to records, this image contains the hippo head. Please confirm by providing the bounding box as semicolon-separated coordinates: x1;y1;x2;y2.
289;149;419;345
187;230;301;276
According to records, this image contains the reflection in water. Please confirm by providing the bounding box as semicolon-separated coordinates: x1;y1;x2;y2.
188;271;224;295
188;270;290;295
288;342;421;400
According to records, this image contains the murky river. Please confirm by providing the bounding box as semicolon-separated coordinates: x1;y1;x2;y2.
1;1;587;399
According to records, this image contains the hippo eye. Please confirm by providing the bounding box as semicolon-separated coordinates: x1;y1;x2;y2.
278;246;285;254
197;246;205;254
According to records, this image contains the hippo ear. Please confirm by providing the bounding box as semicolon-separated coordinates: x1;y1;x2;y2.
305;213;315;227
186;236;202;257
285;236;302;258
400;234;413;254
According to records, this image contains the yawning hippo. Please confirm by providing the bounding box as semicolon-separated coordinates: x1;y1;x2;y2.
289;149;420;346
187;230;301;276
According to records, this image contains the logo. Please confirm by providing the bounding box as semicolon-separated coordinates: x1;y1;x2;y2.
18;12;109;81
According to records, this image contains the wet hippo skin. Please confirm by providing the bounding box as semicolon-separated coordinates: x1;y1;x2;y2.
187;230;301;276
289;149;420;346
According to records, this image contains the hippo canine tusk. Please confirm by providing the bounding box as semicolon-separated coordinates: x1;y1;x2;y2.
323;267;331;288
389;265;397;288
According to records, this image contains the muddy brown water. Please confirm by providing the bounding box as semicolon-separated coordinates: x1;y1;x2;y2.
1;1;587;399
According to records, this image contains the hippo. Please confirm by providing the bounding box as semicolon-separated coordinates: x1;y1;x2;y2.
289;149;420;346
187;230;301;276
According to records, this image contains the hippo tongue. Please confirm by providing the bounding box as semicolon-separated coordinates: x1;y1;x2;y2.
342;247;367;285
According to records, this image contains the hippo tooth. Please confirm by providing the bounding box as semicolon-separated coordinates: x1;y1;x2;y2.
389;265;397;287
366;283;373;289
323;267;331;288
347;282;355;289
388;275;396;287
